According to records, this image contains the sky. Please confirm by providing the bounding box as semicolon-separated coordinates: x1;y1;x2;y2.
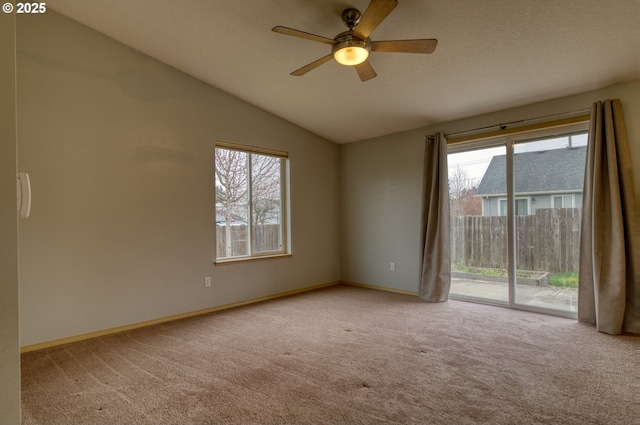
447;133;588;187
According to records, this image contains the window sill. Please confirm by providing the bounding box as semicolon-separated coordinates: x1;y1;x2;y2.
214;253;292;266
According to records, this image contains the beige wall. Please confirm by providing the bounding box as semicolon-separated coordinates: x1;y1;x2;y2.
17;11;341;346
0;11;21;425
341;81;640;294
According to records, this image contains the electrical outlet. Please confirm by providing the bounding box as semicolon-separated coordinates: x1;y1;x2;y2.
204;276;211;287
390;262;396;272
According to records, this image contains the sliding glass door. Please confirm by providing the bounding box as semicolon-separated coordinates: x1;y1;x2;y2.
448;123;588;318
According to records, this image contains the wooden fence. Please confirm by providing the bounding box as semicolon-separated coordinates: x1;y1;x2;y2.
451;208;582;273
216;224;281;258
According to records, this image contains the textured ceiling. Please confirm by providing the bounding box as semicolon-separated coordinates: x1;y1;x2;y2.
46;0;640;144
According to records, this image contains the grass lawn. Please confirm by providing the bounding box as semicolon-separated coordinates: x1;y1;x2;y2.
549;273;579;288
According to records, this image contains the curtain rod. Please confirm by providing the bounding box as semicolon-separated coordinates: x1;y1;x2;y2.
443;108;591;140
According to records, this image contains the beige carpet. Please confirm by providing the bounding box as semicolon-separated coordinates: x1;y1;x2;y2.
21;284;637;424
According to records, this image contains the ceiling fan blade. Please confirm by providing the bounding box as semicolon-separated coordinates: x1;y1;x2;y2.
355;60;377;82
290;54;334;76
352;0;398;40
371;39;438;54
272;26;336;45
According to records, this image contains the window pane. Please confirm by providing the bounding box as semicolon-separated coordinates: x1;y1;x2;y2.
563;195;573;207
513;136;586;313
515;199;528;215
215;147;249;258
251;154;283;253
449;144;509;304
553;196;562;208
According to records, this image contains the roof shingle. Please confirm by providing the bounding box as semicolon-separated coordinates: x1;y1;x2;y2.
475;146;586;195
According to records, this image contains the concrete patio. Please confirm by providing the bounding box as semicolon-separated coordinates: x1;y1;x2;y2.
450;277;578;312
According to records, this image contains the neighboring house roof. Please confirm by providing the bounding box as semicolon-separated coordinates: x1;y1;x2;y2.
476;146;586;196
215;210;246;225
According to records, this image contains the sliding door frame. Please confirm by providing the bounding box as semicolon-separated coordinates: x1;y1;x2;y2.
448;120;590;319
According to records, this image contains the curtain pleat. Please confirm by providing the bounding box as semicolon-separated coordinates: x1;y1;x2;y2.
419;133;451;302
578;99;638;334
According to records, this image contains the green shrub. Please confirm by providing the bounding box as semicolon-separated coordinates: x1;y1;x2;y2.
453;265;579;287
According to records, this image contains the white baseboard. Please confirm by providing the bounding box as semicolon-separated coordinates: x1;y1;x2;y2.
341;281;419;296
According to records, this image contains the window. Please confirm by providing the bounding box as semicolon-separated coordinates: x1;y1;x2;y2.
553;195;574;208
499;198;529;216
214;142;289;262
515;199;528;215
499;199;507;216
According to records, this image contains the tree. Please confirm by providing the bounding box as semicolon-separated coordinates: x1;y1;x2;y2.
449;165;482;216
215;148;248;256
250;154;281;226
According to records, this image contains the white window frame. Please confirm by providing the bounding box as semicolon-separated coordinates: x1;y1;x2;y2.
214;141;291;264
553;194;574;208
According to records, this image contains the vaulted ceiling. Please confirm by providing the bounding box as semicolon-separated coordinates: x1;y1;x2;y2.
46;0;640;144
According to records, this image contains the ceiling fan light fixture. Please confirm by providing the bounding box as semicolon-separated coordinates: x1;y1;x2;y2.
332;39;370;66
273;0;437;81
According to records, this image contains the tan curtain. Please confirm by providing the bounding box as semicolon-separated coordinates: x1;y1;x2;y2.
419;133;450;302
578;99;639;335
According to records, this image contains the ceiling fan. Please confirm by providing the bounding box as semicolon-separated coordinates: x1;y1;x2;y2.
272;0;437;82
